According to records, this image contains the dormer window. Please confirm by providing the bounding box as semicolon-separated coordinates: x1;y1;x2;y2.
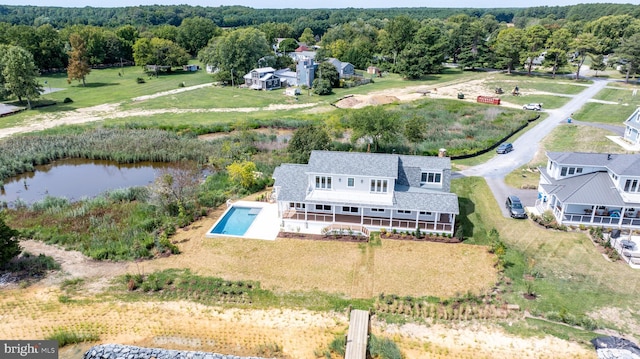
370;179;388;193
421;172;442;184
315;176;332;189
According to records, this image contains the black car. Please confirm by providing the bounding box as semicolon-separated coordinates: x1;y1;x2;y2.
506;195;527;219
496;143;513;154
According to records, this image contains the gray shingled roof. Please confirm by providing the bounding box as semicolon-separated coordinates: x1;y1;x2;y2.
394;190;459;214
272;164;308;202
543;171;626;206
307;151;399;178
547;152;640;176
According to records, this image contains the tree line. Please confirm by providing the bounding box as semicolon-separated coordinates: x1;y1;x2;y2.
1;4;640;106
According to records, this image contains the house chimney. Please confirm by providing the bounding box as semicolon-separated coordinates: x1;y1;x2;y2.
438;148;447;157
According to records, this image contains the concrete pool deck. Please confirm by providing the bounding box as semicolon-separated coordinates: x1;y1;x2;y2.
206;200;280;241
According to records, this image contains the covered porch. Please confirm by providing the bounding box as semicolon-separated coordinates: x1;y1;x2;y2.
537;197;640;229
283;209;455;234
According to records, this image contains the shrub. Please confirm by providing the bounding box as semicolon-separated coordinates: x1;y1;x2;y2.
136;77;145;84
46;328;99;347
63;97;73;103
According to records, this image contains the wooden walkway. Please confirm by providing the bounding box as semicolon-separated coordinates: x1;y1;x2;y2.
345;309;370;359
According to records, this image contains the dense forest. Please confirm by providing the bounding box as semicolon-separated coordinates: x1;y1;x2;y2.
1;3;640;104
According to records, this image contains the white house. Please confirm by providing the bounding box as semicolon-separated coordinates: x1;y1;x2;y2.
624;107;640;146
536;152;640;229
272;151;459;235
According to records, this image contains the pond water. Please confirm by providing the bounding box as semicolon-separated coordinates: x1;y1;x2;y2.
0;159;174;206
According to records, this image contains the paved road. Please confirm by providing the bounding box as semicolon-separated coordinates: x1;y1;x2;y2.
457;78;611;216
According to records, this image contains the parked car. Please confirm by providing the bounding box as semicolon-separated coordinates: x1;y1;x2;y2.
523;103;542;111
506;195;527;219
496;143;513;154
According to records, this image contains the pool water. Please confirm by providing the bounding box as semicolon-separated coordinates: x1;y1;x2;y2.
210;207;262;236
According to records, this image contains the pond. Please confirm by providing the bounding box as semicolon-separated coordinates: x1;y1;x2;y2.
0;158;175;206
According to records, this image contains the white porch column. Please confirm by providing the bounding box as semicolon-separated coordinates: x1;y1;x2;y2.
434;211;439;232
304;204;308;221
590;205;595;223
451;214;456;235
619;207;626;227
360;207;364;226
389;210;394;229
415;211;420;229
332;205;335;223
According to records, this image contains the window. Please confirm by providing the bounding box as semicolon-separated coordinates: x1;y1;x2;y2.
370;179;388;193
289;203;305;209
633;180;639;192
568;167;575;175
421;172;442;184
315;204;331;211
576;168;583;174
315;176;332;189
560;167;567;176
342;206;359;213
371;208;385;212
419;211;432;215
347;178;355;187
397;210;412;214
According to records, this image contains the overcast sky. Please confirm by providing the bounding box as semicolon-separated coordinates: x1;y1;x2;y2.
0;0;636;8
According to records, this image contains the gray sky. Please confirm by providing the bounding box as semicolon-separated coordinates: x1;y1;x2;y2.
0;0;636;8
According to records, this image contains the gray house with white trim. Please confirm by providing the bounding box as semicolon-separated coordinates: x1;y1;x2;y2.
272;151;459;235
537;152;640;229
624;107;640;146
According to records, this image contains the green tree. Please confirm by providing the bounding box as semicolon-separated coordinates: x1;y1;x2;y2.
589;54;607;77
492;27;524;74
396;24;446;79
571;32;599;80
116;25;139;61
278;38;298;53
198;28;271;83
1;45;42;109
0;214;20;267
227;160;258;189
259;22;294;46
318;61;340;88
151;25;179;42
299;27;316;45
544;27;572;78
287;125;331;163
312;78;332;95
35;24;66;71
616;33;640;83
380;15;418;67
67;33;91;86
177;16;220;56
132;37;190;70
349;106;400;152
523;25;550;75
404;115;427;154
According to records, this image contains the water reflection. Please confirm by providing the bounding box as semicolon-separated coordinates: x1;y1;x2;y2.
0;158;174;206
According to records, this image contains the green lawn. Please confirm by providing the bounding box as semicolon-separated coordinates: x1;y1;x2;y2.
453;176;640;337
574;102;636;125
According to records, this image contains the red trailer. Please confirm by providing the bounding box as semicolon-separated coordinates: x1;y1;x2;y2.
477;96;501;105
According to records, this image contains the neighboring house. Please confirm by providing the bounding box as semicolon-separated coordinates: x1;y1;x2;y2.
243;67;281;90
327;58;355;78
182;64;199;72
205;64;218;74
296;57;317;88
289;49;317;62
272;151;459;236
536;152;640;230
275;68;298;86
624;107;640;146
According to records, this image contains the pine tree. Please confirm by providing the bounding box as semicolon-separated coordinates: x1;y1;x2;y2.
67;33;91;86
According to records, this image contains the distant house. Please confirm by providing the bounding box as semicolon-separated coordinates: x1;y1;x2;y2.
327;58;355;78
367;66;381;77
296;57;317;88
536;151;640;230
275;68;298;87
182;64;199;72
205;64;218;74
272;151;459;236
243;67;281;91
624;107;640;146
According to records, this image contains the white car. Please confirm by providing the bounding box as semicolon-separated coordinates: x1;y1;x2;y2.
523;103;542;111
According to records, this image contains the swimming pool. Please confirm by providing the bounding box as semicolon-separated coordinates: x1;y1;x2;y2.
209;206;262;236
